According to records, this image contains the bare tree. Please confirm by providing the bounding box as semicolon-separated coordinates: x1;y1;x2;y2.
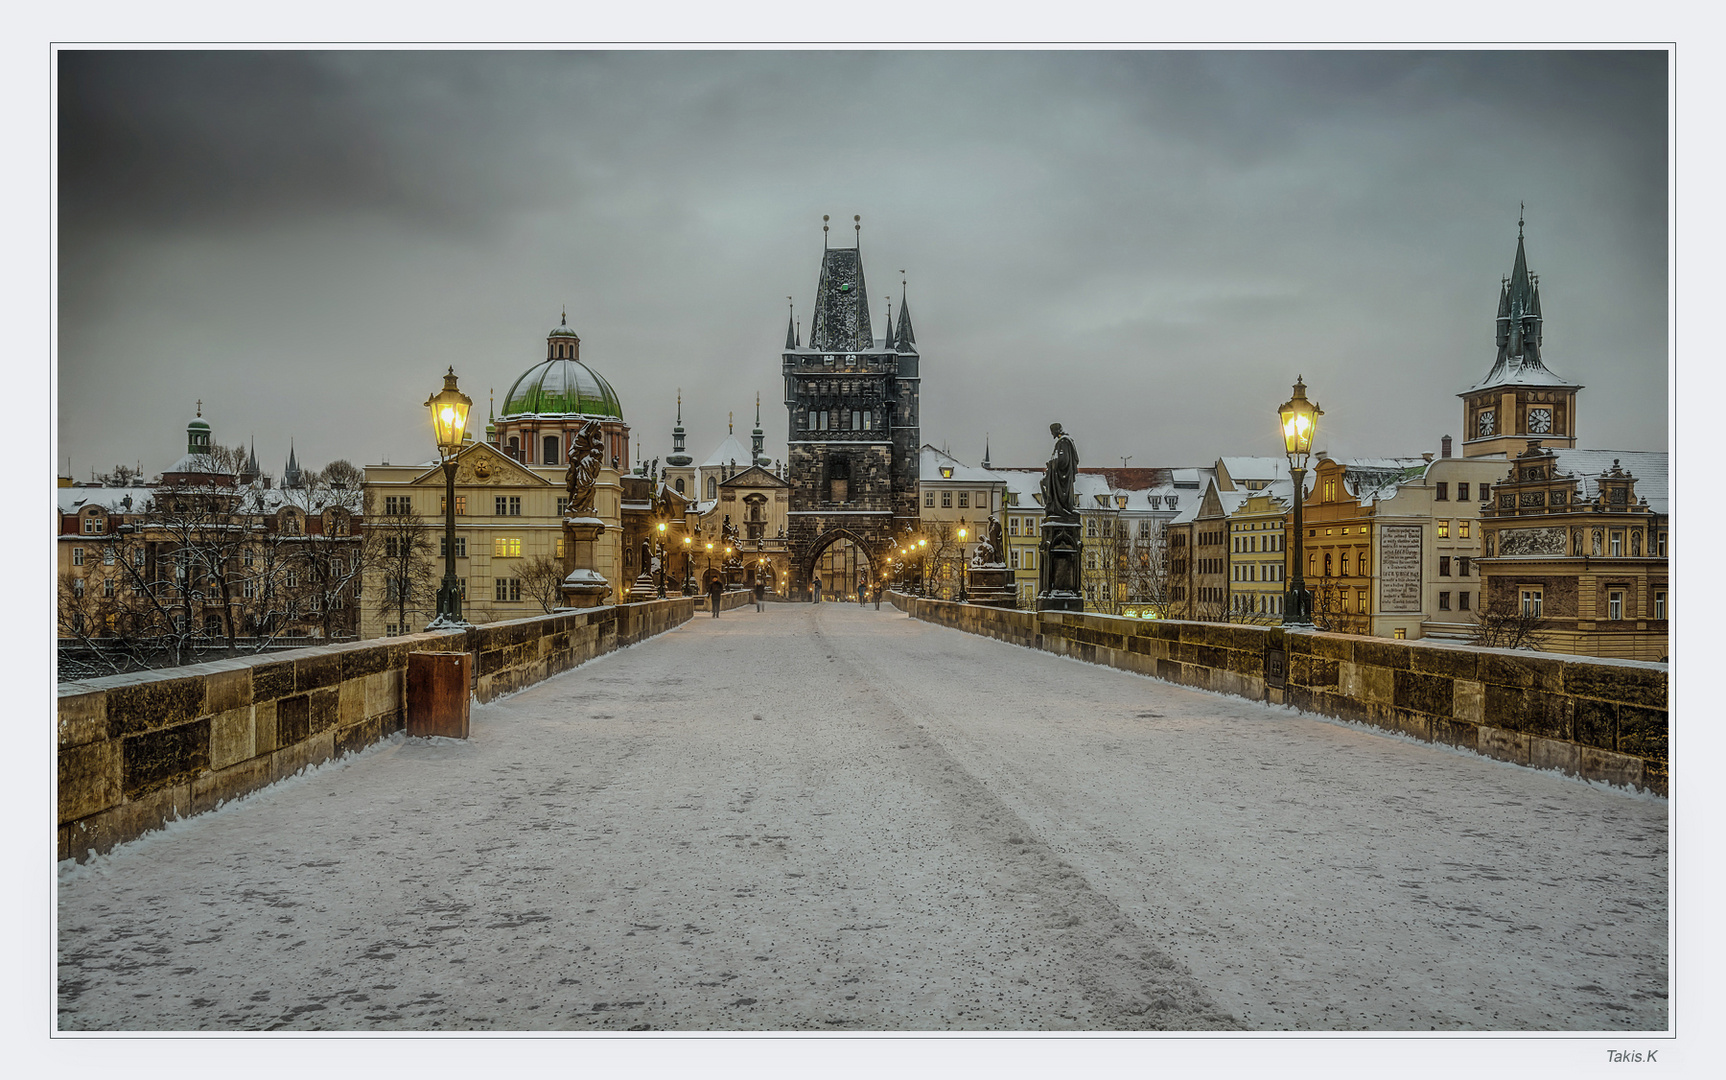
1470;595;1549;650
320;459;363;490
521;554;566;613
367;493;436;635
1120;522;1174;617
279;472;366;640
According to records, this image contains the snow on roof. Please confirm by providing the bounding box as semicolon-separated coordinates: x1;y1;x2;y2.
1550;449;1669;514
700;433;751;470
1217;457;1290;486
163;453;231;477
1465;354;1578;394
57;487;139;514
920;445;998;484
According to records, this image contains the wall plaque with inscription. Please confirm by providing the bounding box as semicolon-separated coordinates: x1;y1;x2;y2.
1498;526;1567;557
1379;525;1423;612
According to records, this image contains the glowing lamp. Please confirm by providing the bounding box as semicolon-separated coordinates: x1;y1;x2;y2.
425;367;473;456
1276;375;1323;470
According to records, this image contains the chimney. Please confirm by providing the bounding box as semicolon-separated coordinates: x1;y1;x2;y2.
1422;453;1434;463
1441;435;1452;458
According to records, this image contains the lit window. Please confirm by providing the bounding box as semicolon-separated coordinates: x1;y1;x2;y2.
1460;520;1470;539
493;537;522;558
1393;627;1406;639
1438;520;1449;539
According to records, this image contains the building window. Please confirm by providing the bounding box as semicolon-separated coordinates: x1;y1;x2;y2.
1086;518;1097;538
440;495;467;516
708;477;717;500
1010;548;1020;569
495;577;522;602
493;537;522;558
1521;589;1543;617
440;536;468;558
103;578;115;598
1458;483;1470;501
1437;521;1449;539
71;577;84;597
71;547;84;566
1357;589;1368;611
1439;591;1451;611
958;492;970;509
1459;591;1470;611
1436;482;1448;501
83;515;102;534
1479;483;1491;502
1610;531;1623;556
1393;627;1406;640
556;538;564;559
1657;532;1667;557
942;491;952;508
243;578;255;600
925;491;935;508
285;570;298;588
1009;517;1019;536
544;435;560;465
1439;556;1451;577
1608;589;1624;621
1458;556;1470;577
1655;591;1666;619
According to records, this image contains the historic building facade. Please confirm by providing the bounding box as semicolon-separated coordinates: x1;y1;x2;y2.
1476;443;1668;660
781;232;921;597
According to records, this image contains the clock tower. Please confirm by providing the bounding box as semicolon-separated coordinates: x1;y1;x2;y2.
1459;214;1582;458
781;217;921;597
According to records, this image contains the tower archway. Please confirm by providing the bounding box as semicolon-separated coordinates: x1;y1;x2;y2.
805;527;882;601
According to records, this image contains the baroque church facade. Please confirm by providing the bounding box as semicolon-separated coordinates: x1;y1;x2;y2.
780;226;922;598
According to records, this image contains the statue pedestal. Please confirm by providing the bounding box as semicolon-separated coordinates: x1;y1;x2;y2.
626;572;658;603
1037;519;1084;613
561;516;611;609
965;563;1017;608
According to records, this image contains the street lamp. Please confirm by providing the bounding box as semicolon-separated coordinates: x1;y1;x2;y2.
424;366;472;629
682;535;694;595
957;526;969;603
918;537;928;597
1277;375;1323;627
655;521;668;599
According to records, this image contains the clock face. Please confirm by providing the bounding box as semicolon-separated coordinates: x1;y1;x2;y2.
1528;407;1553;434
1478;410;1496;437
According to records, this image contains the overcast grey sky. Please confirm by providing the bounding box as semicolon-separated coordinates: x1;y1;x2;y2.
57;50;1668;481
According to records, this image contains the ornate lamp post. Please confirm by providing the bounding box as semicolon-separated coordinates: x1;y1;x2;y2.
957;525;969;603
1277;375;1323;627
424;367;472;629
655;521;668;599
917;536;929;596
682;535;694;595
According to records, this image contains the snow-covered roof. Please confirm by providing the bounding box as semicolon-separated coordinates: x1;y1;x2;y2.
920;445;997;484
1465;353;1578;394
1216;457;1289;487
163;453;231;477
700;433;751;470
57;488;139;514
992;469;1045;510
1549;449;1669;515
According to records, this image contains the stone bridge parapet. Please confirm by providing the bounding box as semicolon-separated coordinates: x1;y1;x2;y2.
888;593;1667;796
56;598;698;862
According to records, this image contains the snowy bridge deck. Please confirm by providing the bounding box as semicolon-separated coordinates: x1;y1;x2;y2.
57;602;1667;1031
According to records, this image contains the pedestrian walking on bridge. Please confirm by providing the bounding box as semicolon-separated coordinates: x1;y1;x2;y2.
754;579;765;612
707;574;723;618
811;577;822;604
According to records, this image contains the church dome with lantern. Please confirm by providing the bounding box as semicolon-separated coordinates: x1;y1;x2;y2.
490;314;630;470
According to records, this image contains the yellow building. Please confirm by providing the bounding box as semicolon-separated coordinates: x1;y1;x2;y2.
917;446;1004;600
1226;481;1297;623
996;470;1044;609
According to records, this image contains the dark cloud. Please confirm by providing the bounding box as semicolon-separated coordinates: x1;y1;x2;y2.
56;50;1667;481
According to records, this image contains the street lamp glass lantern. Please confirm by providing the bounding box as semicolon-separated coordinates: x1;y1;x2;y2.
1276;375;1322;469
425;367;473;455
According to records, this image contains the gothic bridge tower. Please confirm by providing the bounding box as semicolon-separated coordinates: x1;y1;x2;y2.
1459;213;1583;458
782;217;921;597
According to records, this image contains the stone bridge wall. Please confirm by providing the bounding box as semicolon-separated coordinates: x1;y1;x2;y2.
888;594;1667;796
57;598;698;862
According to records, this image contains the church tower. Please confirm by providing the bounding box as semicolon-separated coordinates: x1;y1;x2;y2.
1459;214;1583;458
782;216;921;596
664;391;696;500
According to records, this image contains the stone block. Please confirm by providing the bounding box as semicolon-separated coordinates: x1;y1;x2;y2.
338;678;365;728
190;757;271;815
122;718;210;799
1477;726;1530;765
1393;669;1454;718
1579;747;1644;791
1432;719;1479;752
1572;698;1617;749
203;662;253;714
62;782;189;862
270;729;335;783
1291;632;1354;661
1478;652;1563;693
252;660;296;702
1295;655;1340;690
276;694;310;745
340;641;399;681
1355;639;1413;671
1386;708;1433;742
364;668;403;719
308;686;340;733
58;687;107;749
1483;684;1571;740
1156;658;1182;683
208;705;256;771
1529;737;1581;778
254;698;279;755
1410;645;1479;681
1453;680;1484;725
59;738;121;822
1640;760;1668;797
1616;705;1667;763
1358;664;1395;706
1564;663;1666;709
294;651;346;693
335;717;383;759
106;676;205;738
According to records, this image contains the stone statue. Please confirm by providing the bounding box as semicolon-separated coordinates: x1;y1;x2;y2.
722;516;738;546
564;419;604;515
640;540;652;571
1592;529;1603;556
988;516;1004;563
1632;531;1642;556
971;534;993;566
1040;422;1079;521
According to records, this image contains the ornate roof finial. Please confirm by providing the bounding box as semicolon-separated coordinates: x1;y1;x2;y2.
1518;202;1525;239
823;214;829;249
561;306;567;326
854;214;861;248
755;391;761;425
676;389;683;424
729;410;733;434
195;399;202;417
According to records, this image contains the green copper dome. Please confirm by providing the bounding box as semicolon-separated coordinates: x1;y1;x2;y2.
501;357;623;420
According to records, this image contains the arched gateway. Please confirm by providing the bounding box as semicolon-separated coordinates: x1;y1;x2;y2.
781;225;921;598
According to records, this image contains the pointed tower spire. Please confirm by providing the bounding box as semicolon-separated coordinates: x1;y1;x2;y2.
728;411;733;435
752;391;768;466
983;433;991;470
785;297;797;350
667;389;691;466
894;272;916;352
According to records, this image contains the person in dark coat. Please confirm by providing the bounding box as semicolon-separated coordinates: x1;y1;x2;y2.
811;577;822;604
707;574;723;617
753;578;765;612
